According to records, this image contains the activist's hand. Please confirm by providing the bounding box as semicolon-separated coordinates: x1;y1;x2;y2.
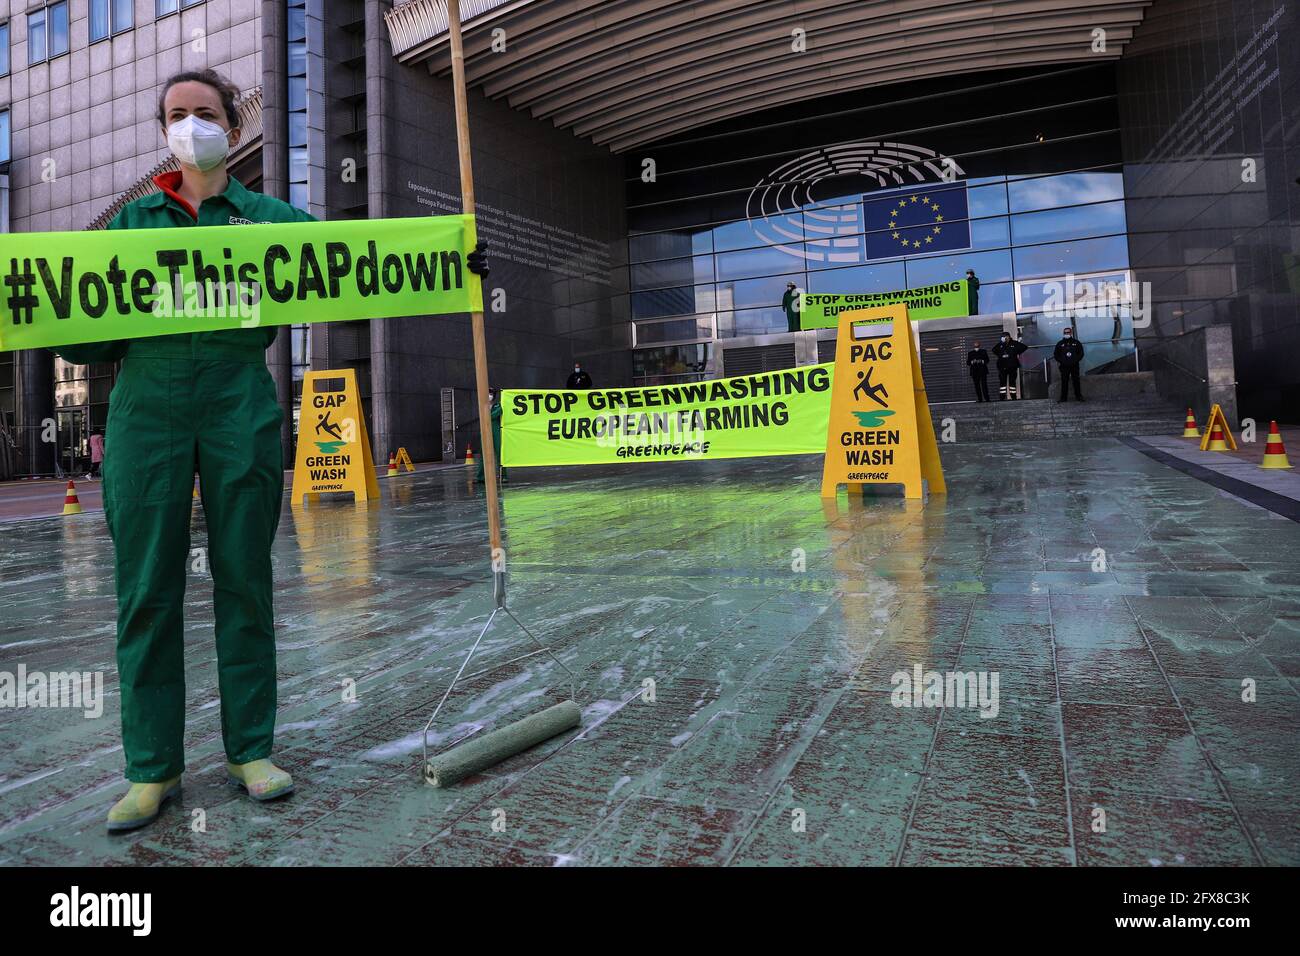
467;242;490;278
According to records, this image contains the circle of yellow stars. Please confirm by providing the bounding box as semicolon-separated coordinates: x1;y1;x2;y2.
888;194;944;250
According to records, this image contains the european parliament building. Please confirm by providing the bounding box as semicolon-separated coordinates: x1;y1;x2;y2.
1;0;1296;475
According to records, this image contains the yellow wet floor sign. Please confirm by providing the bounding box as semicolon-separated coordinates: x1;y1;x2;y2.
291;368;381;505
394;447;415;472
820;303;945;498
1199;403;1238;451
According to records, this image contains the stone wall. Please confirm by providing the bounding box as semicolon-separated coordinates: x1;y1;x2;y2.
1144;325;1239;425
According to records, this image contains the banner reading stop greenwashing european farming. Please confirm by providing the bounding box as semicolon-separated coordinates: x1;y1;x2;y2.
799;281;967;329
0;215;481;352
502;364;835;467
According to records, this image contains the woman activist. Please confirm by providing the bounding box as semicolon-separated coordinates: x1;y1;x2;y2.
57;69;488;833
54;70;315;832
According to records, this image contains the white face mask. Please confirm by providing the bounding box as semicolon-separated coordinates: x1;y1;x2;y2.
167;115;231;171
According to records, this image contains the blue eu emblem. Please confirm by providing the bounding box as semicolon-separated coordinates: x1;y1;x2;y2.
863;181;971;261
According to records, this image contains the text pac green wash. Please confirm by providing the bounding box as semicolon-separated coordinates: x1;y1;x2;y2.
0;214;481;352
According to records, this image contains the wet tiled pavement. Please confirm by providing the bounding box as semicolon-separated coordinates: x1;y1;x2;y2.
1132;434;1300;505
1;438;1297;866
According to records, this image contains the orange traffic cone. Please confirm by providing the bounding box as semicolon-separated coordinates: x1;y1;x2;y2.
1181;408;1199;438
464;444;474;468
62;480;82;516
386;453;398;478
1205;420;1230;452
1260;421;1292;469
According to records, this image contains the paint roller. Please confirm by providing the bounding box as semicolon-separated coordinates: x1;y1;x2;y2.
420;601;582;787
424;700;581;788
418;0;582;788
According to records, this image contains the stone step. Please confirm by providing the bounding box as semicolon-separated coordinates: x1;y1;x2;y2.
928;396;1186;442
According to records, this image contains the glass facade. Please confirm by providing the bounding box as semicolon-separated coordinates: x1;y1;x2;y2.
626;64;1139;385
287;0;310;416
632;342;713;387
286;1;309;212
1119;0;1299;420
51;357;113;473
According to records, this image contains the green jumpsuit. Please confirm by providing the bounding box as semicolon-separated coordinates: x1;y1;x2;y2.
475;399;504;483
55;176;315;783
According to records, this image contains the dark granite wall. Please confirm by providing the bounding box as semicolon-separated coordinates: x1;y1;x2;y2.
367;52;630;462
1118;0;1300;419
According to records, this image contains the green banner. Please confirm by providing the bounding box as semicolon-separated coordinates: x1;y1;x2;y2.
799;281;968;329
502;364;835;467
0;215;481;352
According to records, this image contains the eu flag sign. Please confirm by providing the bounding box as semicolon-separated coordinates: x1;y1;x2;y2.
863;181;971;261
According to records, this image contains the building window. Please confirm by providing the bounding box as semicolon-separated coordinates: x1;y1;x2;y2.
0;352;14;430
632;344;712;386
0;22;9;77
0;109;9;165
90;0;133;42
28;10;45;63
28;3;69;64
290;325;310;404
157;0;206;15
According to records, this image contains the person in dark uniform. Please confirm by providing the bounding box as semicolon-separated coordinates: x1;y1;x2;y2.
1053;326;1086;402
966;341;990;402
781;282;801;332
965;269;980;315
566;363;593;389
991;331;1028;400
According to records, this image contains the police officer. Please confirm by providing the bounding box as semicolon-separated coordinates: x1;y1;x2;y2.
965;269;980;315
991;330;1028;400
967;341;990;402
567;362;593;389
1054;326;1086;402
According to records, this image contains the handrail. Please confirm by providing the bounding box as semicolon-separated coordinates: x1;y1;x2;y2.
1134;339;1209;384
1143;355;1207;384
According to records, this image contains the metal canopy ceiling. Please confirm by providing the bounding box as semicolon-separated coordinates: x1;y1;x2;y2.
385;0;1150;153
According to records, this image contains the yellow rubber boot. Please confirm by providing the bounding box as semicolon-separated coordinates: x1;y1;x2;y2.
107;775;183;833
227;759;294;801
